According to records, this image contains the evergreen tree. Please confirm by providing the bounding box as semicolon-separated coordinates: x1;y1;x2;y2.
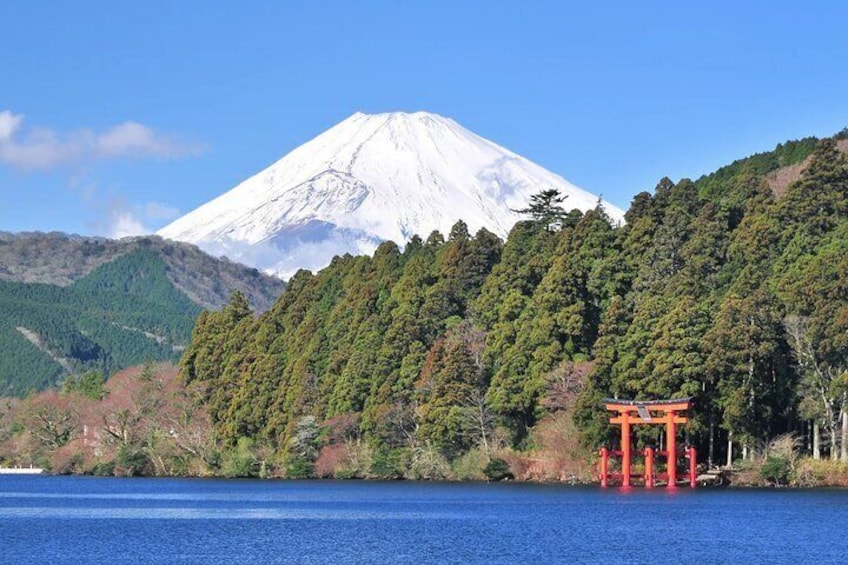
512;189;569;231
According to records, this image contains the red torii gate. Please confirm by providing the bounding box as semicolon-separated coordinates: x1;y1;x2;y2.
599;398;696;488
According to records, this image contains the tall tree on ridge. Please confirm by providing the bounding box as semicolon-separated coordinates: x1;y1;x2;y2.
513;189;569;231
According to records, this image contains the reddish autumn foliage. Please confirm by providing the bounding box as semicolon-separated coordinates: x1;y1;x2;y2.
315;444;350;478
1;362;215;476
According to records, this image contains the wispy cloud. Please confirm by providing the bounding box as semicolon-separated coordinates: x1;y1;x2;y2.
0;110;205;170
105;200;184;239
80;192;182;240
108;211;149;239
193;228;383;280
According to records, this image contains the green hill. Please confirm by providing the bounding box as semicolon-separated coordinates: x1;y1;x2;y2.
0;236;286;396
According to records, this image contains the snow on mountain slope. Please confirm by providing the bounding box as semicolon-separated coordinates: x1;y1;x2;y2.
158;111;624;278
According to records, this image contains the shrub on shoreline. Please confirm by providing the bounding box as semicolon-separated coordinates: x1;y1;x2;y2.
730;434;848;487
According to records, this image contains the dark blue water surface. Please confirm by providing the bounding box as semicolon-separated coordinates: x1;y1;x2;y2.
1;476;847;564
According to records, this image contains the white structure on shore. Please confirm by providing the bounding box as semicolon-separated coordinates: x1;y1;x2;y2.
0;466;44;475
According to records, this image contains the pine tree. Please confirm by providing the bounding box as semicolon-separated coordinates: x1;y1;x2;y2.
512;189;569;231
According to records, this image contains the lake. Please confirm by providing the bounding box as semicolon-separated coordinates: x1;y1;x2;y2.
1;476;847;564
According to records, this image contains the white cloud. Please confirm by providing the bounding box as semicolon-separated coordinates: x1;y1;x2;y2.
192;228;383;280
96;198;182;240
108;211;148;239
0;110;24;140
96;122;193;158
0;110;204;170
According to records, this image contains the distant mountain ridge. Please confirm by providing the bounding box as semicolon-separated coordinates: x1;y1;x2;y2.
0;234;286;395
159;111;625;278
0;232;285;312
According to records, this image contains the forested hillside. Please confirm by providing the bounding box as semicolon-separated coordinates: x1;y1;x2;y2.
0;236;286;396
0;233;285;312
0;249;200;395
181;131;848;479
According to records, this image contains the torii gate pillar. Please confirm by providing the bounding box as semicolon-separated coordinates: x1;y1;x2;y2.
666;410;678;486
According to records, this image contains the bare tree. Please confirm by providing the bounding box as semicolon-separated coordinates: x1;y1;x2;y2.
785;315;847;461
20;391;80;451
542;360;594;412
459;388;496;456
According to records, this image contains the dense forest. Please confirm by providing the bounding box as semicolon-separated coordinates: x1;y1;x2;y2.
2;132;847;484
176;133;848;479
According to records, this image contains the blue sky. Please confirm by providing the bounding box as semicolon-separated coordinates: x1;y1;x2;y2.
2;1;847;237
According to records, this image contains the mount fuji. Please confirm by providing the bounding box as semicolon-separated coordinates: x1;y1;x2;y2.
158;112;625;278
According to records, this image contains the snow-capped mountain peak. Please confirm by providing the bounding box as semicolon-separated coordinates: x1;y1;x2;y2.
158;111;624;278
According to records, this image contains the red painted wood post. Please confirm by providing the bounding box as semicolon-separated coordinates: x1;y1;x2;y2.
689;446;697;488
599;447;609;487
644;447;654;488
621;412;631;487
666;410;677;488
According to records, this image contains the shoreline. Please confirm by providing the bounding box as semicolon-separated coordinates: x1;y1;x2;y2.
12;470;848;489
